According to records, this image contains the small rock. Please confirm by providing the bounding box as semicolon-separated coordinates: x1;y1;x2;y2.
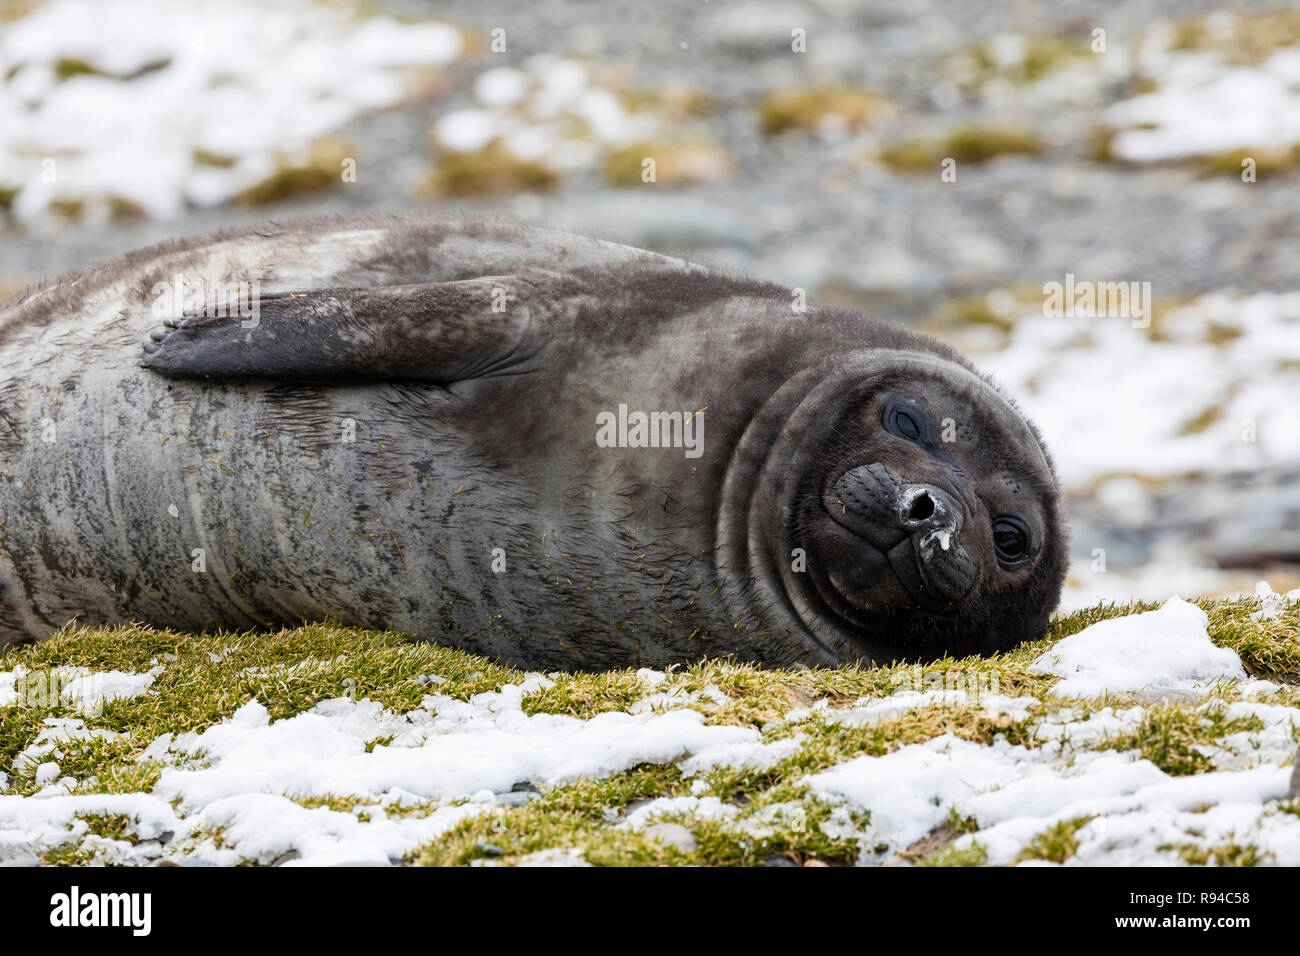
763;853;799;867
496;790;538;808
327;860;394;866
152;859;182;868
475;843;506;858
516;847;590;867
803;859;829;867
643;823;697;853
623;798;654;818
271;849;301;867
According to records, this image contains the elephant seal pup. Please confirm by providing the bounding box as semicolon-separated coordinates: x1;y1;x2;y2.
0;214;1066;669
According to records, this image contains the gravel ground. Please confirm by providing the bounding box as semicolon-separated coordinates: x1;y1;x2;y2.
6;0;1299;303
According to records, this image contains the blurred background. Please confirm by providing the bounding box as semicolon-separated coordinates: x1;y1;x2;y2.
1;0;1298;610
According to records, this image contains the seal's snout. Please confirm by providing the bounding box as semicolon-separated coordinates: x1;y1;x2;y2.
829;462;977;611
896;485;960;561
832;463;958;547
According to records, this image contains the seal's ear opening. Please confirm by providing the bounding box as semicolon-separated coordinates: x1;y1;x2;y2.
141;279;532;385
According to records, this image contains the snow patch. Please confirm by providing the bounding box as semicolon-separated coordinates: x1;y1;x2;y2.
1030;597;1275;699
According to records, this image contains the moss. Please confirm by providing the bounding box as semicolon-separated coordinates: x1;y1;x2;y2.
1085;125;1119;164
78;812;139;844
1175;405;1225;437
411;759;863;867
879;125;1045;172
41;842;101;866
756;85;889;136
1016;816;1094;863
53;55;172;82
193;149;239;169
944;126;1047;163
620;85;713;119
1169;19;1208;52
1165;841;1265;866
0;0;41;23
1164;11;1300;65
0;184;18;213
1195;145;1300;179
1202;595;1300;685
236;138;352;206
929;289;1034;334
923;841;989;867
47;197;86;221
53;57;100;81
1097;705;1265;776
3;595;1297;865
293;793;381;814
603;140;730;186
952;34;1095;89
1201;320;1244;347
107;196;146;221
426;139;558;196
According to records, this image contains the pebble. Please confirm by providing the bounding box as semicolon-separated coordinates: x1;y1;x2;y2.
643;823;697;853
516;847;590;867
496;790;538;808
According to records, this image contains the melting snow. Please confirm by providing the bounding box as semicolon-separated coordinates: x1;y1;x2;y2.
1;593;1296;866
0;676;795;865
1030;597;1277;699
1107;47;1300;162
0;0;462;222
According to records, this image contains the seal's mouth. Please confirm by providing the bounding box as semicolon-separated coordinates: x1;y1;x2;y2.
820;461;979;617
823;509;966;615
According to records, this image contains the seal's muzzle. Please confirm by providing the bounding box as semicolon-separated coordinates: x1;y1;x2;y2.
831;462;977;611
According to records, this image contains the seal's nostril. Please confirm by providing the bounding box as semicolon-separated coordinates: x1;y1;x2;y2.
909;493;935;522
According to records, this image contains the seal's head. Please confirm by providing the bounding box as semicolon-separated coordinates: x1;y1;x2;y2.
723;346;1067;666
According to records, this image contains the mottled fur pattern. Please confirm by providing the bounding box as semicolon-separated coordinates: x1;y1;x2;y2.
0;214;1067;669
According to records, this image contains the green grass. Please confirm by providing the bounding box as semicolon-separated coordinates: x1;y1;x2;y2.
1015;816;1096;864
1097;705;1267;776
1;594;1296;865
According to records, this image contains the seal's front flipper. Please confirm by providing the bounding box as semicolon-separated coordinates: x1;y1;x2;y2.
141;278;535;385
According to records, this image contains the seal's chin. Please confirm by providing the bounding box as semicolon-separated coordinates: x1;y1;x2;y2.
821;511;965;616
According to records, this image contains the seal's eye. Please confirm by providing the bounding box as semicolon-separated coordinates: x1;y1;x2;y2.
883;405;925;442
992;516;1030;566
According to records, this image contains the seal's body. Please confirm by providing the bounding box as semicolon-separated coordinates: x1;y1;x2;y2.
0;215;1066;669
